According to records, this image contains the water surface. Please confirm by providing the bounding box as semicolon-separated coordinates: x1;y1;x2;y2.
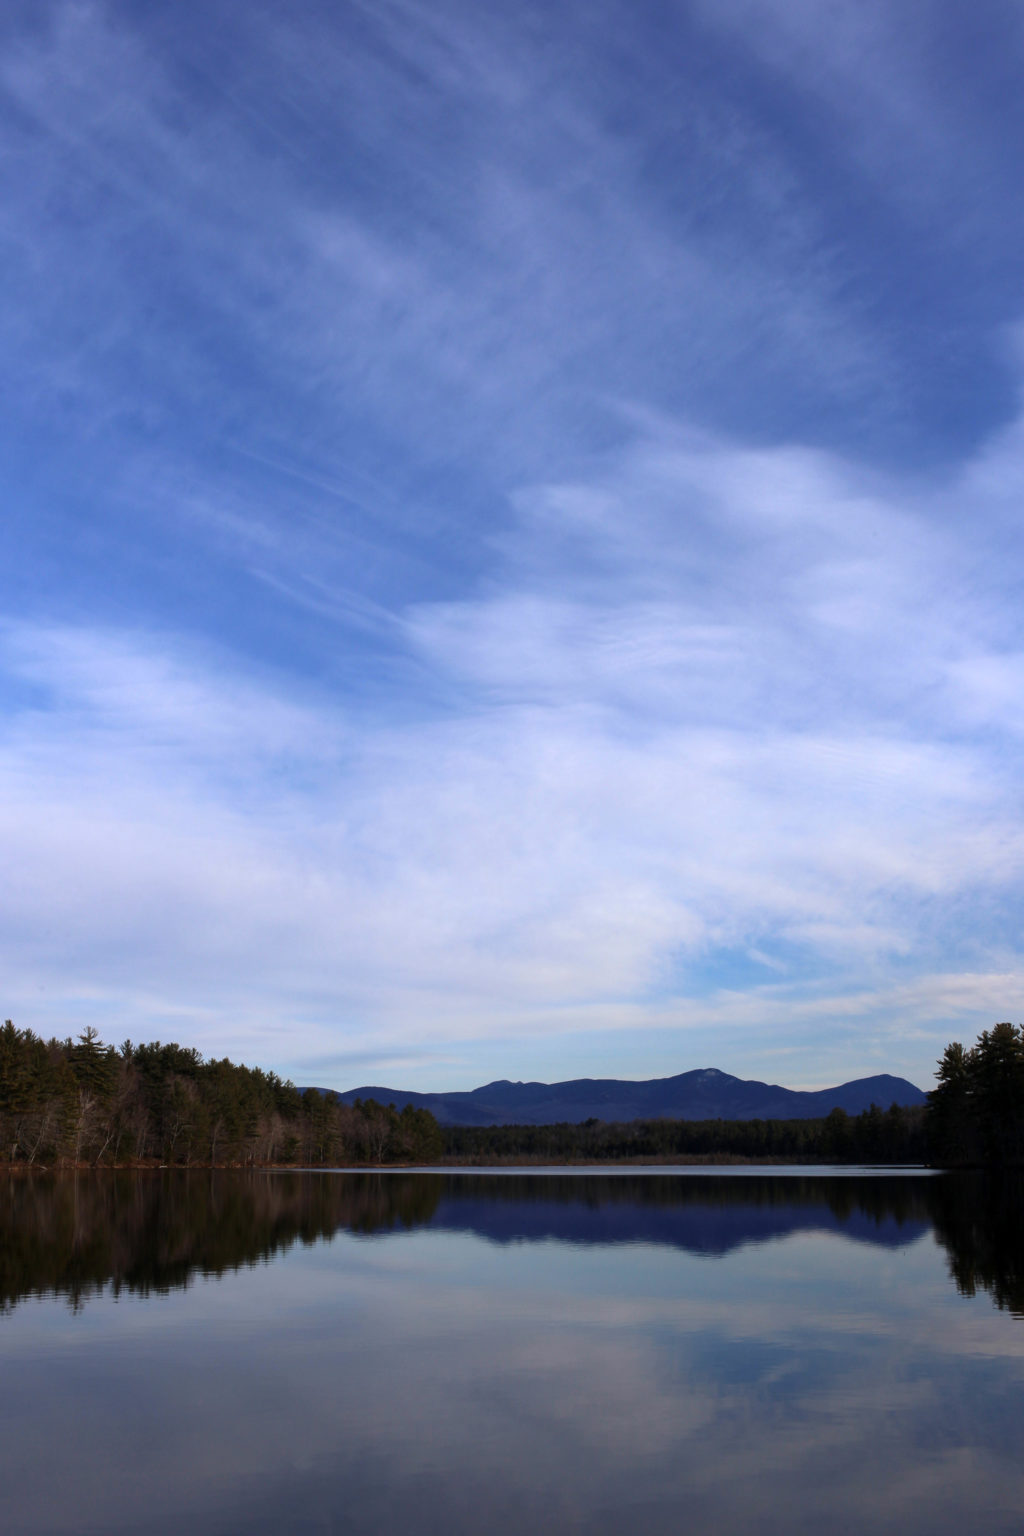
2;1169;1022;1534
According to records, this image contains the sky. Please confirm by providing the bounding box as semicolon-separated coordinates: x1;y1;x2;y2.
3;0;1024;1092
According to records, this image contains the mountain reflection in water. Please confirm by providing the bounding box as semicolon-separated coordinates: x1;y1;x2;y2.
2;1168;1022;1317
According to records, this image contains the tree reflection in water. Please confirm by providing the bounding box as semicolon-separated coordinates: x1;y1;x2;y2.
929;1173;1024;1317
1;1169;1021;1317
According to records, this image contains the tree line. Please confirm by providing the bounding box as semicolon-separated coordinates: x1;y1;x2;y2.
929;1021;1024;1166
3;1017;1021;1169
0;1022;442;1167
445;1022;1024;1167
441;1102;927;1163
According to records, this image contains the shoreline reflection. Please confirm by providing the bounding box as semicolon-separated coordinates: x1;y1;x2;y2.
2;1169;1022;1317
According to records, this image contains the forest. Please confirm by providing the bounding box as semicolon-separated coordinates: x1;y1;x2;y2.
928;1021;1024;1166
0;1022;442;1167
441;1101;927;1163
1;1018;1021;1168
447;1022;1024;1166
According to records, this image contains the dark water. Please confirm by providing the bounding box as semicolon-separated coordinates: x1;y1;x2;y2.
2;1169;1023;1535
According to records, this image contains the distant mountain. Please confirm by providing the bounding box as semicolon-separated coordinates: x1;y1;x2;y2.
301;1067;927;1127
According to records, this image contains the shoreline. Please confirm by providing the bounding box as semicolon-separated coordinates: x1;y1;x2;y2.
1;1154;939;1173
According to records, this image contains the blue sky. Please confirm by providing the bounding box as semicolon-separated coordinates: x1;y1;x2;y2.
3;0;1024;1091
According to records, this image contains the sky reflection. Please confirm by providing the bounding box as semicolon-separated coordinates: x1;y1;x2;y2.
2;1172;1022;1535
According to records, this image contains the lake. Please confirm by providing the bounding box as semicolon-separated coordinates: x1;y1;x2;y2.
2;1168;1022;1534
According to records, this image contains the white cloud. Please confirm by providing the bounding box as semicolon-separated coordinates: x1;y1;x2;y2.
4;399;1024;1085
4;3;1024;1087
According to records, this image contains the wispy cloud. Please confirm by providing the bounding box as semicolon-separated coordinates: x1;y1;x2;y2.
4;2;1024;1086
4;397;1024;1084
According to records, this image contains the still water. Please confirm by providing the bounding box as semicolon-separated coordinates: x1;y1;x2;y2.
2;1168;1022;1535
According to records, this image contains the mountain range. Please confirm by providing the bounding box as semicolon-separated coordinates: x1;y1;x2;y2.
309;1067;928;1127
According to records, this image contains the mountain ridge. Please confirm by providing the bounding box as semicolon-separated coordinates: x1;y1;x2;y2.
300;1066;927;1127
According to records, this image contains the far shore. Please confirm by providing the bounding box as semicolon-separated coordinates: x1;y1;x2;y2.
1;1153;936;1173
